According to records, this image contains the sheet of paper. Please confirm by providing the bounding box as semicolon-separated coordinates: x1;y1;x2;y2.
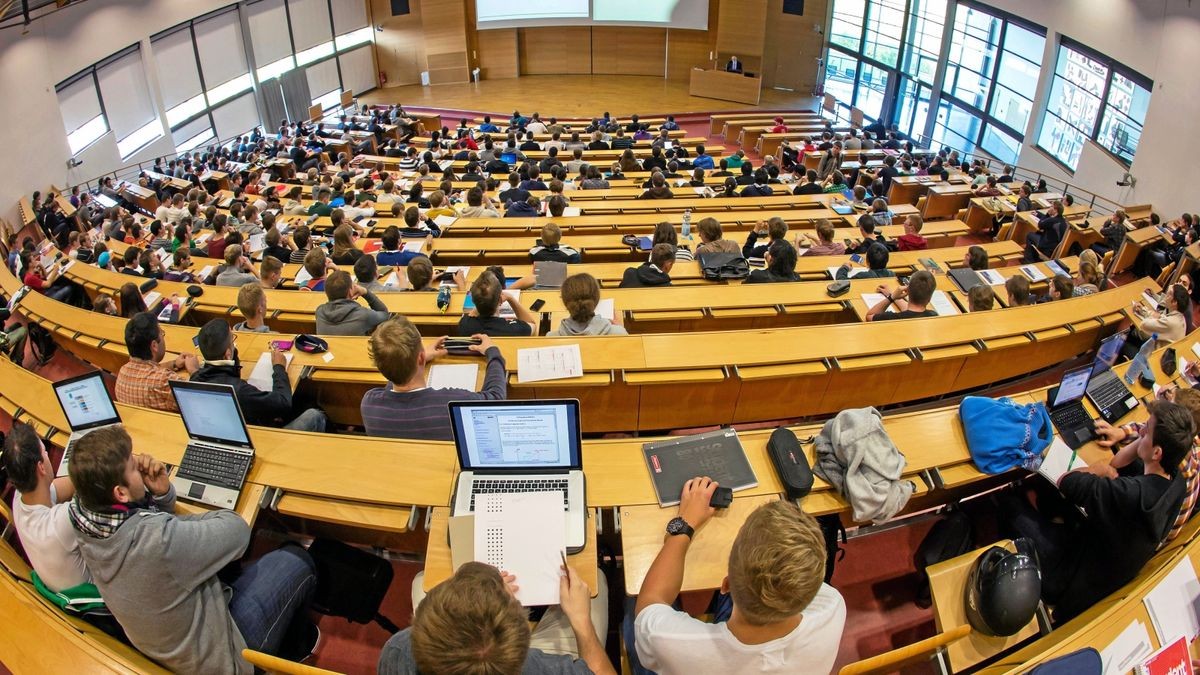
1045;260;1069;277
1192;342;1200;361
861;293;893;313
498;289;520;318
517;344;583;383
156;248;173;262
978;269;1006;286
1020;264;1047;282
1037;437;1079;485
196;265;214;282
562;207;582;217
247;352;293;392
433;214;457;228
427;363;479;391
1143;557;1200;644
829;266;865;279
294;266;313;287
448;514;475;572
595;298;615;321
247;233;266;253
403;240;424;254
142;291;161;309
473;492;565;606
930;290;960;316
1100;619;1154;675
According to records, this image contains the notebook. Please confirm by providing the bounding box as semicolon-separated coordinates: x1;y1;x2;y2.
642;428;757;507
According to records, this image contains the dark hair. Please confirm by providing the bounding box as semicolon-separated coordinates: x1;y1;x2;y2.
470;270;503;318
907;270;936;305
382;225;400;251
124;311;161;359
3;422;43;493
766;239;798;277
967;245;988;271
1148;400;1197;477
354;255;378;283
865;243;890;270
70;425;135;511
197;318;233;361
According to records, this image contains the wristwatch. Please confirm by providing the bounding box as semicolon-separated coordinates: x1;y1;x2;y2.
665;517;695;539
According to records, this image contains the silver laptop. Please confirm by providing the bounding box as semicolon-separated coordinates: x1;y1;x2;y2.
168;381;255;510
52;371;122;478
449;400;587;553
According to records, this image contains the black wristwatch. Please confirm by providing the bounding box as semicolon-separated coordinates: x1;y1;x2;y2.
665;517;694;539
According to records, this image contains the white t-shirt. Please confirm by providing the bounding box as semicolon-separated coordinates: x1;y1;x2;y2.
634;584;846;674
12;488;91;592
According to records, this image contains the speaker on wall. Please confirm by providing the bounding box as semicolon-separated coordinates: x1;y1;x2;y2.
391;0;411;15
783;0;805;15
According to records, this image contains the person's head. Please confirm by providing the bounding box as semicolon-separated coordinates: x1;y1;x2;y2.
197;318;236;361
223;243;244;269
765;217;788;242
118;282;148;318
124;310;166;362
547;194;568;218
303;246;328;280
560;273;601;324
765;239;798;277
237;282;267;324
353;255;378;285
540;222;562;247
852;185;867;203
907;270;936;306
965;245;988;271
3;422;50;494
968;285;994;312
856;214;877;237
470;269;504;318
815;219;836;244
1143;400;1197;477
649;243;676;273
93;294;117;315
324;270;354;301
1077;259;1101;287
904;214;923;235
865;243;889;271
260;255;283;288
1005;275;1031;306
697;217;723;243
409;561;530;674
1050;274;1074;300
725;501;825;626
407;256;434;290
1169;282;1191;314
69;425;149;510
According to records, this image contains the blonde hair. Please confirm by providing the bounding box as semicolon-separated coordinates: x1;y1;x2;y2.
540;222;562;246
968;285;994;312
303;247;327;280
368;317;423;385
332;224;356;259
236;282;265;320
727;501;826;625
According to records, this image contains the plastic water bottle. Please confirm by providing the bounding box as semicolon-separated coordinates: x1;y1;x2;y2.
681;209;692;240
436;286;451;313
1125;333;1158;385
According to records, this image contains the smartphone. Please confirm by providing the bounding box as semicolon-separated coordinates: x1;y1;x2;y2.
850;254;863;264
192;335;200;348
270;339;294;351
844;239;853;248
529;298;546;311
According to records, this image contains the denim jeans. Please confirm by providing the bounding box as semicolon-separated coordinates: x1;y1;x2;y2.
229;544;317;655
622;592;733;675
284;408;327;433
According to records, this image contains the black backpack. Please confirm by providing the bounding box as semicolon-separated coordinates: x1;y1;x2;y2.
698;251;750;281
914;509;975;608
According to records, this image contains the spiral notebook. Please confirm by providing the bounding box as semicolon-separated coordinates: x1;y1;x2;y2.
642;428;757;507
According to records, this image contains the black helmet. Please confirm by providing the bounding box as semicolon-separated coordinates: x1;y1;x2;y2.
965;538;1041;636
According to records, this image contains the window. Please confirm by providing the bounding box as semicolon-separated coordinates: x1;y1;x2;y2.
863;0;904;68
855;63;890;120
335;26;373;51
296;40;336;67
117;119;165;159
830;0;865;52
900;0;946;85
97;49;162;158
932;100;982;152
1039;41;1151;168
56;75;108;155
176;127;215;154
68;115;109;156
824;51;858;105
166;93;208;128
207;73;254;106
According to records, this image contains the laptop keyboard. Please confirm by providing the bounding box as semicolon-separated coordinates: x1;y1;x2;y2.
1050;403;1092;431
469;479;569;511
1090;372;1130;410
177;444;252;491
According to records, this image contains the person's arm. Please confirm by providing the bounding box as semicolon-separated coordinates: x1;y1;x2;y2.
161;509;251;592
504;291;539;335
558;569;617;675
469;335;507;400
51;476;75;502
635;477;719;615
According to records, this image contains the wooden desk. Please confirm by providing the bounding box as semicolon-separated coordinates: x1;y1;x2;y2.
689;69;762;105
1112;225;1167;275
709;111;821;136
923;185;974;220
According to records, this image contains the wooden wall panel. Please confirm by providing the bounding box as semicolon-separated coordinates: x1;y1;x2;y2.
716;0;767;68
421;0;471;84
591;27;666;77
761;0;827;92
370;0;425;87
477;28;518;80
666;29;714;80
519;27;592;75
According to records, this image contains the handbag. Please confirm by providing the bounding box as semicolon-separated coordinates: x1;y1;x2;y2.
698;251;750;280
959;396;1053;474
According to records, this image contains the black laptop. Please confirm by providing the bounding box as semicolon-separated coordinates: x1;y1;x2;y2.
1086;330;1138;423
1047;364;1097;449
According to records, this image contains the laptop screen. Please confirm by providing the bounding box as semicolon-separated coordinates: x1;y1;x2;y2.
1053;366;1093;408
1091;331;1128;378
449;400;582;471
171;382;252;448
53;372;120;432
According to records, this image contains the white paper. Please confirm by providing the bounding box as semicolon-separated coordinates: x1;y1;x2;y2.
498;289;520;318
861;293;893;313
1099;619;1154;675
427;363;479;391
595;298;615;321
382;271;401;289
403;240;424;254
1192;342;1200;361
248;352;293;392
156;248;173;263
562;207;582;217
194;233;212;247
142;291;161;309
1037;437;1079;485
321;351;334;363
433;214;457;228
1020;264;1047;282
1045;260;1069;277
473;492;565;607
1143;557;1200;644
829;266;865;279
1143;291;1163;309
294;266;313;287
930;290;960;316
517;344;583;383
196;265;214;282
978;269;1006;286
247;233;266;253
693;186;708;196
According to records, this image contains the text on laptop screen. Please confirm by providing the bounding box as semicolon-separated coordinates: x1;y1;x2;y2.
174;386;251;445
1091;331;1128;378
1054;367;1092;408
55;374;119;429
452;403;579;469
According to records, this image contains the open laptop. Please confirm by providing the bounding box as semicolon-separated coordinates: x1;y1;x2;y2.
1047;364;1098;449
168;381;256;510
449;400;587;553
1086;330;1138;423
52;371;122;478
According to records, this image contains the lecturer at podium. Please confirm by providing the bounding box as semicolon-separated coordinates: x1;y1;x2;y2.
726;55;743;73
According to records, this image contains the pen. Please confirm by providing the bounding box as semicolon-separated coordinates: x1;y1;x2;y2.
1067;448;1078;471
560;550;570;582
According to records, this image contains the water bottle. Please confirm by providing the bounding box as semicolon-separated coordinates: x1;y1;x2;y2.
436;285;451;313
681;209;692;240
1125;333;1157;385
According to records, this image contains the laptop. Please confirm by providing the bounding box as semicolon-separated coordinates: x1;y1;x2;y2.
168;381;256;510
1086;330;1138;423
52;372;122;478
449;400;587;553
1047;364;1098;449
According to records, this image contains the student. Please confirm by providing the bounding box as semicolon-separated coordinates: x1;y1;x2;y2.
1002;400;1193;623
867;270;938;320
1024;201;1067;263
1047;274;1075;302
259;255;284;290
639;173;675;200
375;226;431;267
964;245;988;271
529;223;582;264
896;214;928;251
362;318;504;441
4;423;90;593
300;247;331;292
740;168;774;197
798;219;847;257
313;270;391;336
552;273;628;336
404;257;465;292
620;244;675;288
1131;283;1190;344
458;270;538;337
651;221;693;262
288;225;315;264
1005;275;1033;306
216;245;259;287
848;214;888;254
233;282;271;332
192;319;327;432
629;482;845;674
69;426;319;673
745;239;800;284
1074;259;1102;296
968;285;995;312
694;217;740;256
115;313;198;412
836;243;895;280
793;169;824;195
742;217;787;259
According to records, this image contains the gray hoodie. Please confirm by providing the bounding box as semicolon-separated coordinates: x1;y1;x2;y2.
75;493;255;674
315;292;391;336
551;315;628;336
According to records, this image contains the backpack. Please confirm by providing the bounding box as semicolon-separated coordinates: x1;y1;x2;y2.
816;514;847;584
698;251;750;281
913;509;975;608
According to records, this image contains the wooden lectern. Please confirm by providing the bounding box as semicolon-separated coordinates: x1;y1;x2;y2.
689;68;762;105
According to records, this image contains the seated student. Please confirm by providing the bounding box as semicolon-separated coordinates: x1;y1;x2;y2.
529;223;582;263
734;162;756;186
651;221;693;262
694;217;741;256
965;245;989;271
4;423;91;593
458;270;538;337
848;214;889;255
740;168;774;197
1024;201;1068;263
259;255;284;290
822;170;850;194
896;214;928;251
459;186;499;218
233;282;272;332
743;217;788;259
1091;209;1128;258
968;284;995;312
836;243;896;280
1047;274;1075;303
329;223;364;267
746;239;801;284
375;226;431;268
354;255;393;294
798;219;847;256
69;426;319;672
639;173;675;200
552;273;628;336
215;245;260;287
505;195;542;218
300;247;332;292
628;483;846;674
867;270;938;320
1073;258;1102;296
711;158;733;177
379;561;612;675
1005;275;1033;306
115;313;198;412
1002;400;1193;623
362;318;505;441
620;244;675;288
315;270;391;336
405;256;466;292
191;319;327;431
288;225;314;265
162;249;195;283
1131;283;1191;345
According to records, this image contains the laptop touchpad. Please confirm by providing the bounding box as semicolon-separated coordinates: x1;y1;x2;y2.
188;483;206;500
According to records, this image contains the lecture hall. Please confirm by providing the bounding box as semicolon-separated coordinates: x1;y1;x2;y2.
1;0;1199;672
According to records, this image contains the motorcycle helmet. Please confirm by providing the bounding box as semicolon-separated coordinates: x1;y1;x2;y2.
965;537;1041;636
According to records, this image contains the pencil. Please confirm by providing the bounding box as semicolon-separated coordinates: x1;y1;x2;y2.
1067;448;1079;471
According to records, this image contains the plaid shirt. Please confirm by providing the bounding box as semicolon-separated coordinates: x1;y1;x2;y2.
115;358;184;412
1118;421;1200;542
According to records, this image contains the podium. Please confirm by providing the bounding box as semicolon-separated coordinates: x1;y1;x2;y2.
689;68;762;105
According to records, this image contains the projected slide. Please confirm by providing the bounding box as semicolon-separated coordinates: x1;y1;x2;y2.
476;0;708;29
594;0;699;24
476;0;588;23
